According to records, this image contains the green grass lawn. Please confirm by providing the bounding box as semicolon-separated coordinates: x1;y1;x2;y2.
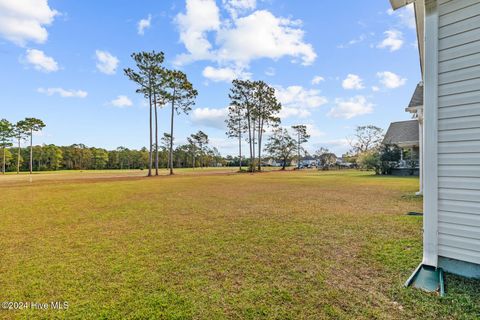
0;170;479;319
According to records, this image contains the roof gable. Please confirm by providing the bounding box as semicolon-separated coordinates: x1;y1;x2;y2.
408;82;424;108
383;120;419;145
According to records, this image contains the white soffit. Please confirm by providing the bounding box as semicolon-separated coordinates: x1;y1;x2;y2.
390;0;415;10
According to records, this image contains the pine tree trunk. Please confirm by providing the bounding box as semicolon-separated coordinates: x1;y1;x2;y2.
29;130;33;175
246;109;253;173
169;93;175;175
238;125;242;172
200;143;203;168
252;123;256;173
297;135;300;169
192;145;195;168
154;92;159;176
258;136;262;172
257;118;264;172
2;146;5;174
17;138;20;174
148;93;153;177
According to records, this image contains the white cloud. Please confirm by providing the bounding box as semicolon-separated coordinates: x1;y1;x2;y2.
175;0;316;74
37;87;87;98
216;10;316;67
175;0;221;64
377;29;403;52
328;96;373;119
95;50;119;75
191;107;228;129
275;85;328;109
337;33;367;49
278;107;311;119
223;0;256;18
202;66;251;82
372;86;380;92
0;0;58;46
110;95;133;108
137;14;152;35
387;4;415;29
342;74;364;90
265;67;275;76
24;49;58;72
305;123;325;138
311;76;325;85
275;85;327;119
320;138;350;147
376;71;407;89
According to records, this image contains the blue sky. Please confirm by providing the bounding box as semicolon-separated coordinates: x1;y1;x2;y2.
0;0;420;156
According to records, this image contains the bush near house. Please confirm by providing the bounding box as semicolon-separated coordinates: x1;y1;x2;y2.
357;144;402;175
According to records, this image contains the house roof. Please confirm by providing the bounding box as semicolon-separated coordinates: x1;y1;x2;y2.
408;82;424;108
383;120;419;146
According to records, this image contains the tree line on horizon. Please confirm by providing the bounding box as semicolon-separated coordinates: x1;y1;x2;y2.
0;131;223;173
1;116;383;174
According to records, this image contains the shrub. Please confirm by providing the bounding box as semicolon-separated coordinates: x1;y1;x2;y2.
357;144;401;175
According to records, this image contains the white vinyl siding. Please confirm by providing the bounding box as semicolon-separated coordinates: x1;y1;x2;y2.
437;0;480;265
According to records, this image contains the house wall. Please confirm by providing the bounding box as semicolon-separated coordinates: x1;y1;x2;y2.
435;0;480;267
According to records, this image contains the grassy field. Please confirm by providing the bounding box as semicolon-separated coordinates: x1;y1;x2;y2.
0;169;479;319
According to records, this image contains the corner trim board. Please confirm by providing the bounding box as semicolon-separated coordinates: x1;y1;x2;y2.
422;0;439;267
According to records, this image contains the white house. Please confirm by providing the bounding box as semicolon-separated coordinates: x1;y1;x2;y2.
383;119;420;176
390;0;480;291
405;82;424;194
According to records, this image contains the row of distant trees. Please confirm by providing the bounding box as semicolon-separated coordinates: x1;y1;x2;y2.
2;117;387;175
0;117;45;174
1;137;332;173
0;130;223;172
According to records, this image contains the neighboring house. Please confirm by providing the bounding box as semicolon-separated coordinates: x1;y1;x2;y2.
383;120;420;176
300;159;317;168
336;157;355;168
406;82;424;194
390;0;480;290
292;156;316;168
265;158;287;167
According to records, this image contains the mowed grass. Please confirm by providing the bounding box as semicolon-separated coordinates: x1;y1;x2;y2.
0;170;479;319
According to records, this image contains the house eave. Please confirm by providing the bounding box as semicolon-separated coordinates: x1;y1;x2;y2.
384;140;419;148
390;0;425;76
405;105;424;113
390;0;415;10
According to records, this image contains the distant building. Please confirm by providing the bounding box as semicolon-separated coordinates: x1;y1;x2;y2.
336;157;354;168
383;119;420;176
405;82;424;194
